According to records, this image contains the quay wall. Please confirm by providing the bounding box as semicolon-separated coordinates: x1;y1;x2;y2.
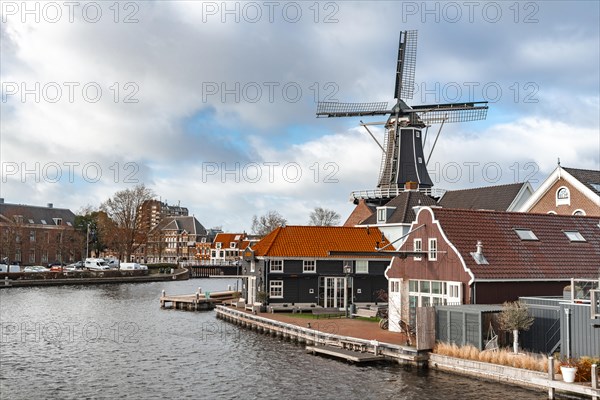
215;306;427;367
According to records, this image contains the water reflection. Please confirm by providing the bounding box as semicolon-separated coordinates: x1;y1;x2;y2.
0;281;559;399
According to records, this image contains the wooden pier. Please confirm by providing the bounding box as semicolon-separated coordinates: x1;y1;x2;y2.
215;305;429;367
160;289;240;311
305;345;383;363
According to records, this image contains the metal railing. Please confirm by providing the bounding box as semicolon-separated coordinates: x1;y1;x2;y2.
350;187;447;201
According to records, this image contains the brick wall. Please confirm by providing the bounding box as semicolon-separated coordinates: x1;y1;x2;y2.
529;178;599;216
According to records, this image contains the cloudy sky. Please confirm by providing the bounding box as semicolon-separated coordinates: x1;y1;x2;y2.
1;1;599;231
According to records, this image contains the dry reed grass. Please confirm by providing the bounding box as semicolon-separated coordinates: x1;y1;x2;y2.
434;342;550;373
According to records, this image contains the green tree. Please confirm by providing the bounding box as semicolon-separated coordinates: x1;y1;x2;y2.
498;301;534;354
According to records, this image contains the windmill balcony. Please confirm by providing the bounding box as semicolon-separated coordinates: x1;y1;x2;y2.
350;187;446;202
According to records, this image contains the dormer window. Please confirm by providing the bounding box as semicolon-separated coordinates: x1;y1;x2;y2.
573;209;586;216
53;218;62;226
215;242;222;249
564;231;586;242
556;187;570;206
230;242;237;249
515;229;538;241
376;206;396;224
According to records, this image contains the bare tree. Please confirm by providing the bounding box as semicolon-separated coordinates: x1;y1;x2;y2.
251;210;287;237
498;301;534;354
100;184;155;260
308;207;341;226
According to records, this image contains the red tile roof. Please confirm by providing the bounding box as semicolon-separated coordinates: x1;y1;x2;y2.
212;233;246;249
429;208;600;280
251;225;391;258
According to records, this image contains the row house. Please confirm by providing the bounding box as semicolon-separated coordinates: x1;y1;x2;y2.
210;233;250;266
385;206;600;332
242;226;392;307
0;199;82;265
196;228;223;265
140;216;206;264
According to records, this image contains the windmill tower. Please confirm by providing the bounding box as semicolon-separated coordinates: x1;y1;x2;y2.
317;31;488;204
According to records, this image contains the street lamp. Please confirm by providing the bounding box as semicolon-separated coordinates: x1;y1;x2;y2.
86;223;90;259
343;264;352;318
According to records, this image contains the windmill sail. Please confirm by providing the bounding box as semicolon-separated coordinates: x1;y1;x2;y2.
316;30;489;202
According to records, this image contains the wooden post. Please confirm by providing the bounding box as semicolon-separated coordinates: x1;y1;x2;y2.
548;356;555;400
592;364;598;400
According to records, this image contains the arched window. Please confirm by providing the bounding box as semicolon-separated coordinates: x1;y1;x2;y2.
572;209;586;216
556;186;570;206
547;211;557;215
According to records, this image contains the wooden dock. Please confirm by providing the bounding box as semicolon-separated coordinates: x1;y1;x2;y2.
160;289;239;311
306;345;383;363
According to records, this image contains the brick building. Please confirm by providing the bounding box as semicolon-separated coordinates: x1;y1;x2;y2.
385;206;600;332
519;165;599;216
0;199;83;266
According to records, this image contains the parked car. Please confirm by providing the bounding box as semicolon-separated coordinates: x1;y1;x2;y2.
0;264;20;273
47;261;66;268
85;258;110;271
66;261;85;271
106;259;120;269
120;262;141;270
24;266;49;272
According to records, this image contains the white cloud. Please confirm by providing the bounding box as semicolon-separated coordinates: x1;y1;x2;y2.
1;1;598;233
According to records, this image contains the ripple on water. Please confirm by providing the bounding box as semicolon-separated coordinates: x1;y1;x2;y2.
1;281;552;400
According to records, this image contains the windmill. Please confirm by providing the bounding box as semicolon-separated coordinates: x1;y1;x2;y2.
317;30;488;202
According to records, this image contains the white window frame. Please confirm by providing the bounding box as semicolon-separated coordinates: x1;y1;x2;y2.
215;242;222;249
269;280;283;298
428;238;437;261
413;238;422;260
572;209;586;216
230;242;237;249
556;186;570;206
270;259;283;273
564;231;586;242
355;260;368;274
377;208;386;223
303;260;316;273
515;229;538;241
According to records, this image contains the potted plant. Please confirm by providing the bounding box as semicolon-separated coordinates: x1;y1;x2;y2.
256;290;268;313
559;358;578;383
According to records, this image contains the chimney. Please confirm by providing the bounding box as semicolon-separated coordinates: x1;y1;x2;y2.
476;240;483;255
47;203;53;208
404;181;418;191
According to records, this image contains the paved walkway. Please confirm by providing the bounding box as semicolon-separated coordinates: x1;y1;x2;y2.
232;307;410;346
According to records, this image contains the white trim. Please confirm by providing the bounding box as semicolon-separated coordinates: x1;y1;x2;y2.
269;280;283;298
506;182;534;211
428;238;437;261
384;207;476;285
413;238;422;261
519;166;600;211
270;259;284;273
303;260;316;273
355;260;368;274
572;209;586;216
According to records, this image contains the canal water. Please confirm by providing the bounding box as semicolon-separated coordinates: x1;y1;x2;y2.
0;280;555;399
